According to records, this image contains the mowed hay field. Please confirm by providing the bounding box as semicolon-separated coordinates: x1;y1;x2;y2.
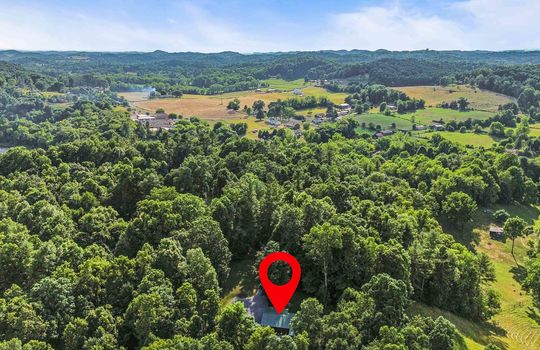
356;112;414;129
415;131;497;147
121;87;348;122
409;108;494;124
396;85;515;112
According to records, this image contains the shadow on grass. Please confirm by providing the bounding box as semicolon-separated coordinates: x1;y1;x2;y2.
409;302;509;349
510;265;528;284
221;255;258;303
438;216;479;251
526;306;540;327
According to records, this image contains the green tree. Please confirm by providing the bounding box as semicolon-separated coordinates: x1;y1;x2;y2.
457;97;469;111
227;98;241;111
489;122;505;137
524;258;540;307
302;223;343;302
503;217;527;264
493;209;509;224
442;192;477;230
216;302;255;350
290;298;323;347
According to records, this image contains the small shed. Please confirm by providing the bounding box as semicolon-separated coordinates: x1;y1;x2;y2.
489;225;505;241
260;308;295;335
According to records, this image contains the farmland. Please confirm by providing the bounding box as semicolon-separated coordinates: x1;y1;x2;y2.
396;85;515;112
355;112;414;129
120;83;348;137
428;131;497;147
408;108;494;124
121;86;347;121
262;78;307;90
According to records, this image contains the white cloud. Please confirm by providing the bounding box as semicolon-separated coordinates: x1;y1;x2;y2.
0;0;539;52
319;5;468;51
319;0;540;51
0;2;275;52
452;0;540;50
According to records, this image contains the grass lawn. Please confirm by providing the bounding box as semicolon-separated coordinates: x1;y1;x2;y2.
220;257;258;307
420;131;498;147
297;107;327;116
220;256;308;313
414;204;540;350
396;85;514;112
262;78;308;90
529;126;540;137
405;108;495;125
355;112;414;129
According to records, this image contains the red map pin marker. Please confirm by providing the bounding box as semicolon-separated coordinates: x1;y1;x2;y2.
258;252;301;314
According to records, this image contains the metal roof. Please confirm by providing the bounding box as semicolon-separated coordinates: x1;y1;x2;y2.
260;308;295;330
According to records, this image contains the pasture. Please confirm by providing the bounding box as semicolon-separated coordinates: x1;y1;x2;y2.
262;78;308;90
407;108;494;125
120;84;348;138
430;131;497;147
396;85;514;112
355;112;414;129
121;87;347;121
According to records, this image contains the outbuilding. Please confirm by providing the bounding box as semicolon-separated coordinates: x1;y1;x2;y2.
489;225;505;241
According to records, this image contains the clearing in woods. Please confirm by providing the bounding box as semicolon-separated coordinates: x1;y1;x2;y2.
407;108;495;124
354;112;414;129
428;131;497;147
120;87;347;121
411;204;540;350
120;83;348;138
396;85;515;112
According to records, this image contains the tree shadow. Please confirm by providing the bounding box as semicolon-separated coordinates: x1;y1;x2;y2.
221;255;258;300
438;216;479;251
510;265;527;284
526;306;540;327
455;319;509;350
409;302;509;349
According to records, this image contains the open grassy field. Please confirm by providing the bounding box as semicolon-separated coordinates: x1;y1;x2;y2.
262;78;308;90
412;204;540;350
529;126;540;137
396;85;514;112
355;112;414;129
418;131;498;147
121;87;347;121
407;108;495;124
120;85;347;138
119;91;151;102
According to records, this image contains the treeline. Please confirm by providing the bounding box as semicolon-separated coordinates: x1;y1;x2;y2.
270;95;334;111
344;84;425;113
0;50;521;97
460;65;540;116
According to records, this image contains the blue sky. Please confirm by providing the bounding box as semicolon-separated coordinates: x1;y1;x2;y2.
0;0;539;52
